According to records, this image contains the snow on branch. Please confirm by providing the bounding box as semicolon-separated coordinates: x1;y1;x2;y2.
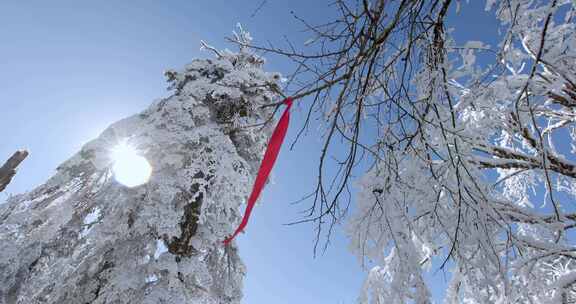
229;0;576;302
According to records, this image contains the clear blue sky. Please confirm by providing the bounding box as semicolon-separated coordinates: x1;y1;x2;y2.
0;1;497;303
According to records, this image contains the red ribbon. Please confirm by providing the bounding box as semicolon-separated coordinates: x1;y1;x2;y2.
224;97;293;245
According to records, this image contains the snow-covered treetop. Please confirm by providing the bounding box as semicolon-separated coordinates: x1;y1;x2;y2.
0;27;281;304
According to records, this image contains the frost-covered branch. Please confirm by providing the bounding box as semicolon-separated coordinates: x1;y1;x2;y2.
232;0;576;302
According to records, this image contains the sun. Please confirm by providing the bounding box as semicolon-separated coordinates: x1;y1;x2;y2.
110;142;152;187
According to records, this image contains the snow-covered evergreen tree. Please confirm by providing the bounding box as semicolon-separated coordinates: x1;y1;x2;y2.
0;31;279;304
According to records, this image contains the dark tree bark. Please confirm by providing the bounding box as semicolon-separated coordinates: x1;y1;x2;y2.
0;150;28;193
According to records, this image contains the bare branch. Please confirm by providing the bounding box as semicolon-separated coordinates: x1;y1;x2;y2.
0;150;28;193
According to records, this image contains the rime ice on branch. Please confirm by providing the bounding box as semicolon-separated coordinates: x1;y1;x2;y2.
0;33;279;303
230;0;576;302
344;1;576;303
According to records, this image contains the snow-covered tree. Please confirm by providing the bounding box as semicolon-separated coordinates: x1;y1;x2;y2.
0;30;280;304
235;0;576;302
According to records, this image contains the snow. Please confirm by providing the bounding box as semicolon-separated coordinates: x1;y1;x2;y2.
0;27;279;303
78;207;101;239
83;207;101;225
145;274;159;283
153;239;168;260
346;1;576;303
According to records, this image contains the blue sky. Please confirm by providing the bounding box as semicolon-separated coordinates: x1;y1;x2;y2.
0;1;498;303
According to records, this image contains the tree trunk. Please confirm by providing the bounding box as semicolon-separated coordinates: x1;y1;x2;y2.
0;50;277;304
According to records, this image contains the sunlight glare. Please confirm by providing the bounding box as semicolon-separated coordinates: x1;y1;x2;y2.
111;142;152;187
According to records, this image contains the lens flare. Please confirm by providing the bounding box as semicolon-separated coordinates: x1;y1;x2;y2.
111;142;152;187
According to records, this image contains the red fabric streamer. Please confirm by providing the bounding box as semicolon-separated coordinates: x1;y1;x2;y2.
224;97;293;245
